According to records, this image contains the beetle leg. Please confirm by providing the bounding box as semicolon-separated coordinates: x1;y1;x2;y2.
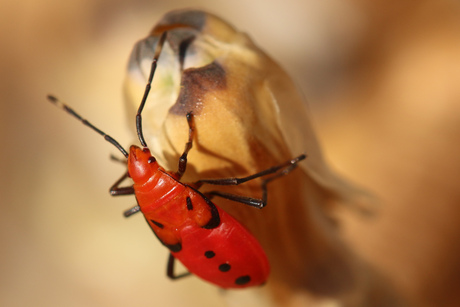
198;155;306;209
123;205;140;217
205;191;266;209
109;154;127;164
167;253;191;280
259;162;302;203
176;112;195;179
110;171;135;196
110;172;139;217
197;154;306;186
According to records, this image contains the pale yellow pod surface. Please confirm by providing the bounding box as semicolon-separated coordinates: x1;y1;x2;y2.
124;9;385;306
125;9;355;197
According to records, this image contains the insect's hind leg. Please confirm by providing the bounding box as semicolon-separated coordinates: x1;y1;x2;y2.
259;161;303;205
196;154;306;187
200;154;307;209
205;191;266;209
167;253;191;280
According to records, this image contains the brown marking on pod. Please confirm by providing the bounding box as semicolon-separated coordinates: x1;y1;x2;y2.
170;61;227;116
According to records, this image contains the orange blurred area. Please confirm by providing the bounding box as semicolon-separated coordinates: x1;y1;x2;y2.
1;0;460;306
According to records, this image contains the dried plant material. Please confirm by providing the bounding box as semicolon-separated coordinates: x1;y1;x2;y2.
124;9;398;306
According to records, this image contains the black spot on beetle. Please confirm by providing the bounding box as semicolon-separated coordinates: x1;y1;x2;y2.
218;263;231;272
151;219;164;229
144;217;182;253
186;197;193;211
166;242;182;253
201;194;221;229
235;275;251;285
204;251;215;258
148;157;156;163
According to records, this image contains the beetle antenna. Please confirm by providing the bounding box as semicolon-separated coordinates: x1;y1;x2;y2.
47;95;129;158
136;31;168;148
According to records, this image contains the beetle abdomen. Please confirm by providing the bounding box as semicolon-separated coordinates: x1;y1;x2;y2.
173;208;270;288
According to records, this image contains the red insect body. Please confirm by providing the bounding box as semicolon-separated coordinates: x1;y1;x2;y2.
129;145;269;288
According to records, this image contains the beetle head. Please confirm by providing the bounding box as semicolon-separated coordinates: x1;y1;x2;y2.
128;145;159;183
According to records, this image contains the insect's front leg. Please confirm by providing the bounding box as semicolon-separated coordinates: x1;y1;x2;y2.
110;171;135;196
110;172;140;217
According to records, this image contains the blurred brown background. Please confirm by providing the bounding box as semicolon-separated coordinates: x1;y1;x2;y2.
1;0;460;306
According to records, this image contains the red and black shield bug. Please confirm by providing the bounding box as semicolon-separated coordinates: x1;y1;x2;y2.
48;31;306;288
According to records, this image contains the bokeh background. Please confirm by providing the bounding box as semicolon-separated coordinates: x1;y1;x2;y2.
1;0;460;306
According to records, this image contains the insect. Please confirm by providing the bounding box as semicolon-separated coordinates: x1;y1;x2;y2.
48;31;306;288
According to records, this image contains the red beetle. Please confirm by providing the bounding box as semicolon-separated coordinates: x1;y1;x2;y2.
48;31;306;288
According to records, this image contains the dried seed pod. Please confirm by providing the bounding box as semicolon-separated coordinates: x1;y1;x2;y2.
124;9;387;306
